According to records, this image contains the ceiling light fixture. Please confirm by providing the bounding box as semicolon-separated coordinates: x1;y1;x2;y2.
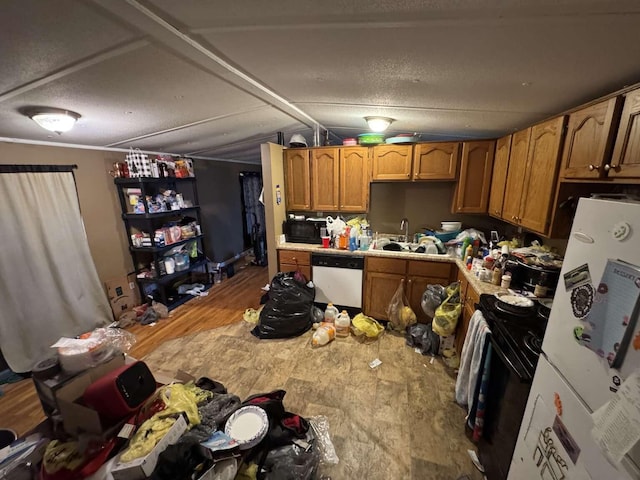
28;108;81;134
365;116;395;132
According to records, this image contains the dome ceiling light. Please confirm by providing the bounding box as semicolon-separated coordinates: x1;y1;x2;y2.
28;108;81;134
364;116;395;133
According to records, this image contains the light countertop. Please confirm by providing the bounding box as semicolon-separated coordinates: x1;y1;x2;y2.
277;242;506;296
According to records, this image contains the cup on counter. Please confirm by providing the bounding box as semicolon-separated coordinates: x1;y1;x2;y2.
321;236;330;248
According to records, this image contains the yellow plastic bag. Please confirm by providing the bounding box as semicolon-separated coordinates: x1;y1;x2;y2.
351;313;384;342
432;285;462;336
386;280;417;331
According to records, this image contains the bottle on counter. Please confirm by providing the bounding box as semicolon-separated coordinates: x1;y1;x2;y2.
534;272;549;297
492;266;503;286
335;310;351;338
501;274;512;289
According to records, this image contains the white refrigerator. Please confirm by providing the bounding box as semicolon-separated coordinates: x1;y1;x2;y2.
509;197;640;480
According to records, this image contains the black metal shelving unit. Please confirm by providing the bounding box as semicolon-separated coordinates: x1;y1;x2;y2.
114;176;209;310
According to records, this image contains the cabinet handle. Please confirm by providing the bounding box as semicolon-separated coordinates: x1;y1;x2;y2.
511;215;516;220
588;164;599;171
407;173;411;178
604;164;618;171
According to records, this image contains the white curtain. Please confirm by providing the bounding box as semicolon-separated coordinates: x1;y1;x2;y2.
0;169;111;372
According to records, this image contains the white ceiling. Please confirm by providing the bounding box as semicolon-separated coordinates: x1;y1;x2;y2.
2;0;640;163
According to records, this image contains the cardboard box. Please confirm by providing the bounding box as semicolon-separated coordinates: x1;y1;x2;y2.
33;354;126;419
105;273;141;319
55;354;126;435
111;414;188;480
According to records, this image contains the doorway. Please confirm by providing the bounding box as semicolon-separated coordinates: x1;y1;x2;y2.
239;171;267;266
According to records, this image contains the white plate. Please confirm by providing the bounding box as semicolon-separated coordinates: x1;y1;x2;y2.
494;292;535;308
224;406;268;450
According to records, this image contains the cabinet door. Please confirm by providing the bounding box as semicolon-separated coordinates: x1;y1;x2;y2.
453;140;495;213
502;129;531;225
363;272;405;321
311;147;339;211
284;149;311;210
339;147;370;212
412;142;460;180
488;135;511;219
371;144;413;181
560;97;622;179
610;87;640;178
279;263;312;281
519;116;566;234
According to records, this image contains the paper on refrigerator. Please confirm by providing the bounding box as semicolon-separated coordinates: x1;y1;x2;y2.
591;370;640;464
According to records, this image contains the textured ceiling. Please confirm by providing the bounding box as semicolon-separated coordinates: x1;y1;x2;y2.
1;0;640;163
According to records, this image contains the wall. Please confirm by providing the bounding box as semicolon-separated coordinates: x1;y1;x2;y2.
194;158;261;263
0;142;130;283
369;181;510;237
260;143;285;280
0;141;261;287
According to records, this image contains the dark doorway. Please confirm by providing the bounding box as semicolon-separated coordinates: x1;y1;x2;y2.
239;172;267;266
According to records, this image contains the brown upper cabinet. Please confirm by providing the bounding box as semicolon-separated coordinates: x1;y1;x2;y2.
518;116;567;234
453;140;495;213
339;147;370;212
371;144;413;181
284;148;311;211
560;97;622;179
412;142;460;180
310;147;340;211
610;87;640;178
488;135;512;219
501;129;531;225
499;117;566;235
286;146;370;212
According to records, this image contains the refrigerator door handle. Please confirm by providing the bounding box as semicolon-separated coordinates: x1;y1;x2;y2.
490;337;529;382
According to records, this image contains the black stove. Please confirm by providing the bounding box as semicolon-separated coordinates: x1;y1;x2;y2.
476;293;549;480
477;293;547;380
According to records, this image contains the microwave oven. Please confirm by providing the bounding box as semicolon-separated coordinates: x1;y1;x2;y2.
283;218;326;244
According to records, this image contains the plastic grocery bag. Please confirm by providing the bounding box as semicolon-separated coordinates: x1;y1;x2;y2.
421;284;447;318
432;283;462;336
386;280;417;331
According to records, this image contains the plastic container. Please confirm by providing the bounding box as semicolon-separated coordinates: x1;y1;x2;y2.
501;275;512;289
335;310;351;338
312;324;336;346
173;252;190;271
324;303;339;324
342;138;357;146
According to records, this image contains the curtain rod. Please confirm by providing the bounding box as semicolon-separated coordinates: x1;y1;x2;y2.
0;164;78;174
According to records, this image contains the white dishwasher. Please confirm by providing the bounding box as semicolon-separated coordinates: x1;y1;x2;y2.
311;253;364;309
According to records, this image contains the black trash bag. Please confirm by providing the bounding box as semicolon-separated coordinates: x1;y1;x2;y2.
252;272;315;339
405;322;440;356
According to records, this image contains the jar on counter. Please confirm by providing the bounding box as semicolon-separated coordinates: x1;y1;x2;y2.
501;274;512;289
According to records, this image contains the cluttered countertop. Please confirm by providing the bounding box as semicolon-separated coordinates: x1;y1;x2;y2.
278;216;564;299
277;242;509;296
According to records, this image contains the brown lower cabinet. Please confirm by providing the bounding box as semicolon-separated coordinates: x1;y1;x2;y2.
277;249;311;281
363;257;453;322
454;267;480;355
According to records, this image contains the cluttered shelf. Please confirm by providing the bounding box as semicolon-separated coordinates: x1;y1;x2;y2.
114;176;196;185
136;258;208;286
122;206;200;220
129;234;204;254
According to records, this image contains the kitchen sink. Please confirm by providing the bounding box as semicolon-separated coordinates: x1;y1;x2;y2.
372;240;449;255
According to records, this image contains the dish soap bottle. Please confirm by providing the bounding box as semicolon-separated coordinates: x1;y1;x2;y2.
335;310;351;338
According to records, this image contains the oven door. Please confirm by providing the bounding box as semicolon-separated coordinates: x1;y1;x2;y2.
478;336;533;480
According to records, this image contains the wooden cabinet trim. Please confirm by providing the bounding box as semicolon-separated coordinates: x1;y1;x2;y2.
278;249;311;266
366;256;407;275
407;260;453;279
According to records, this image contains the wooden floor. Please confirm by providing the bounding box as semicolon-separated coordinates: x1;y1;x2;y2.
0;264;269;437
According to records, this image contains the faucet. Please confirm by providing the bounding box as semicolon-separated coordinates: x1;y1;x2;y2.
400;218;409;242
